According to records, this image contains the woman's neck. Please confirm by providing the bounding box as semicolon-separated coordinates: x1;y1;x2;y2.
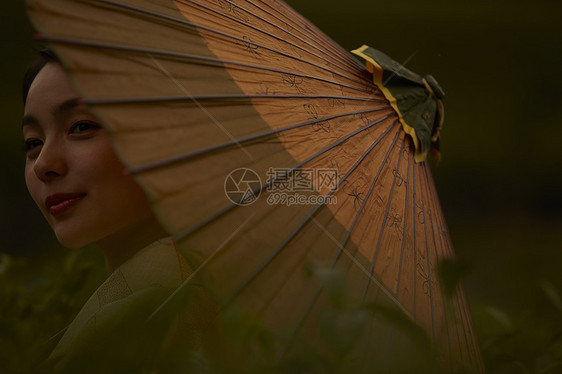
96;215;169;274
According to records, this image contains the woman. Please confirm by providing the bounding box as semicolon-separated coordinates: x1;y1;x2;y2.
23;50;169;273
23;50;216;373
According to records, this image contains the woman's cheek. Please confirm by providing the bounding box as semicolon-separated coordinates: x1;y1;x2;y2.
24;163;47;219
80;136;152;220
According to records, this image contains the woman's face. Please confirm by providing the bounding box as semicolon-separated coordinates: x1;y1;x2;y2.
23;62;155;248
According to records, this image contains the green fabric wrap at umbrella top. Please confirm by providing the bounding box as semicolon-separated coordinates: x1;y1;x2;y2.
352;45;444;162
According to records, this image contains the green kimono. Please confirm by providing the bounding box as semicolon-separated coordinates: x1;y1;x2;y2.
48;238;217;373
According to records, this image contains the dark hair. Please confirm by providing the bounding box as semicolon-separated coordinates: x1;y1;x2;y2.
22;49;59;105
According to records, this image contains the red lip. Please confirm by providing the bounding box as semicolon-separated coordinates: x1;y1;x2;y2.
45;193;86;216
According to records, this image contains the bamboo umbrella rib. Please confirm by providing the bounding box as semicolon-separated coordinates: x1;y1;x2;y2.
285;11;357;70
423;164;454;261
84;94;385;106
423;163;464;365
188;0;361;75
418;162;455;364
187;0;366;79
423;167;469;357
424;174;446;265
451;283;473;363
146;212;257;323
123;107;391;174
281;127;408;355
426;164;466;342
422;164;448;345
380;145;414;371
253;0;362;70
422;162;474;366
394;146;412;296
143;116;397;331
422;163;479;367
417;162;436;341
221;122;402;309
460;288;483;368
111;104;387;133
240;0;363;72
332;138;406;297
361;135;405;301
314;130;405;367
172;116;395;242
412;161;418;321
39;34;375;96
90;0;369;87
455;270;482;365
280;284;323;357
450;288;466;363
436;193;472;368
421;164;445;264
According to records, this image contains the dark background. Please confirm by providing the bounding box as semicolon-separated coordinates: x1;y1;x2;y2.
1;0;561;371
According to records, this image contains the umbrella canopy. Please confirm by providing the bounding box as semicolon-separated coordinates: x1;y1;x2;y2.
27;0;482;370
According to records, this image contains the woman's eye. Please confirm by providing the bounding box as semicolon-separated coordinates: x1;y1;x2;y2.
24;139;43;152
69;121;101;134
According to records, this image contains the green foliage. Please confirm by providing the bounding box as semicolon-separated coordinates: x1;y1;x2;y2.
208;267;450;374
0;246;104;374
2;251;561;374
472;279;562;374
438;258;472;300
437;257;562;374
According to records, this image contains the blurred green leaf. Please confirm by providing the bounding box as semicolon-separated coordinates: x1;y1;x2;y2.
481;306;514;333
438;258;471;300
538;279;562;313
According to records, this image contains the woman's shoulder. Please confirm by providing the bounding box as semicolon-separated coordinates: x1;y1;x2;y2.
49;237;219;372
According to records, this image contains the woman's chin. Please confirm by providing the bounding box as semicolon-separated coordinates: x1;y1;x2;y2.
56;233;90;249
53;225;103;248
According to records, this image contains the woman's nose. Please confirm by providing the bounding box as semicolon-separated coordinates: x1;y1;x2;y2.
33;141;68;182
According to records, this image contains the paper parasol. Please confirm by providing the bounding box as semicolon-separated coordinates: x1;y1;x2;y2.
26;0;483;370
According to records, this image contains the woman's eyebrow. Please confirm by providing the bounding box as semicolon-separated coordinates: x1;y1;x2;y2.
22;115;36;128
55;97;82;115
22;98;82;128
